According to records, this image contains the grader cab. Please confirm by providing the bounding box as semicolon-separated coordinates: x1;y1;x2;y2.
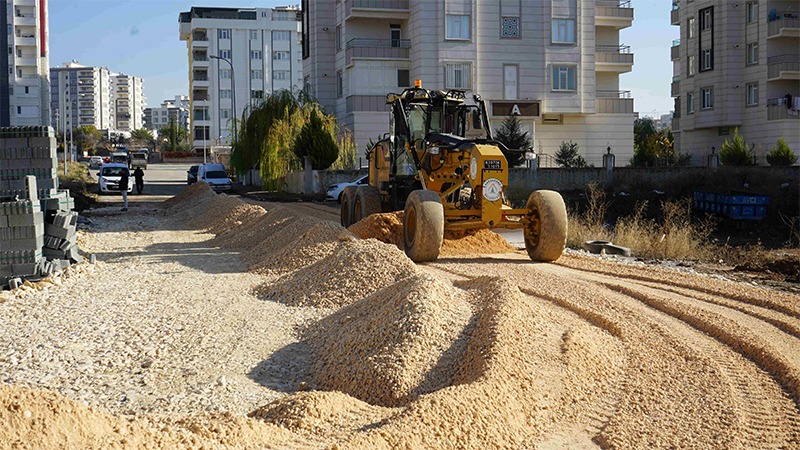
340;85;567;263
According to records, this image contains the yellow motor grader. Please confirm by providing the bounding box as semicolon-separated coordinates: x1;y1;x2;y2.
340;84;567;263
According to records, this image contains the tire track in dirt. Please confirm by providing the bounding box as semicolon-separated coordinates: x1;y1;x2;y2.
428;254;800;449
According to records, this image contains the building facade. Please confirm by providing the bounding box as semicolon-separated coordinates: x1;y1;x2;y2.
2;0;50;127
110;73;146;132
670;0;800;164
144;95;190;133
50;62;113;133
179;6;303;150
302;0;635;166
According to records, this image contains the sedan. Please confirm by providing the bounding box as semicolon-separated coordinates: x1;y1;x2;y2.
187;165;199;185
326;175;368;203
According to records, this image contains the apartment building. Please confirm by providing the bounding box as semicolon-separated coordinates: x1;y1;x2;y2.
2;0;50;127
670;0;800;164
144;95;190;133
50;62;113;133
179;6;303;150
302;0;635;166
110;73;146;132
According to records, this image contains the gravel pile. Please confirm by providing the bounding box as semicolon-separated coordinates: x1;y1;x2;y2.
184;195;245;230
258;239;419;308
210;207;298;250
165;189;216;217
161;182;211;209
206;204;267;236
250;221;353;276
347;212;403;248
242;216;326;269
303;274;473;406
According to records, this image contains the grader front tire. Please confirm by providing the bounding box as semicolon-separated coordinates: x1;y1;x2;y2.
353;186;382;223
403;190;444;263
524;190;568;262
340;186;358;227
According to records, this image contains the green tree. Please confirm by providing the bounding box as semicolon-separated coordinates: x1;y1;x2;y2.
293;109;339;170
72;125;103;154
766;138;797;166
494;114;530;167
158;121;188;153
719;128;755;166
130;128;154;148
555;141;587;168
634;117;657;149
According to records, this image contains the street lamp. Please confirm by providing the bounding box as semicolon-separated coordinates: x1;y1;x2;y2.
209;55;236;146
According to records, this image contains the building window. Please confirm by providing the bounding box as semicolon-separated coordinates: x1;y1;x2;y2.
445;62;471;89
501;17;520;38
218;29;231;39
336;70;343;97
220;108;231;119
390;24;402;46
273;10;293;21
272;30;291;41
273;51;290;60
251;70;263;79
250;50;262;60
687;93;694;113
504;65;518;100
220;89;231;99
746;2;758;23
445;14;470;40
251;90;264;99
219;50;231;59
746;83;758;106
746;43;758;65
304;75;310;92
397;69;410;87
688;18;695;38
336;25;342;51
219;69;231;79
194;127;210;140
701;49;712;71
688;55;695;76
250;30;259;40
552;19;576;44
700;7;712;31
552;66;576;91
701;88;713;109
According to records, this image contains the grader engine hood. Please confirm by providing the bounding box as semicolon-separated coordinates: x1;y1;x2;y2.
467;144;508;227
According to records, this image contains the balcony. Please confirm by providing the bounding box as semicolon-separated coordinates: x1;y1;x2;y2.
671;39;680;61
14;56;37;67
345;0;410;21
595;45;634;73
672;117;680;131
596;90;634;114
192;36;209;47
596;0;634;29
192;55;210;67
193;93;209;102
767;55;800;81
767;99;800;121
767;13;800;39
671;76;680;97
345;39;410;66
13;36;36;47
13;15;36;26
670;2;680;26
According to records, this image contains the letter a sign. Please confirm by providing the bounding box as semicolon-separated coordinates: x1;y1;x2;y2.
510;104;522;115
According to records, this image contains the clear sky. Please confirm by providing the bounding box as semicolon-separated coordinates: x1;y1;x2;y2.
49;0;677;118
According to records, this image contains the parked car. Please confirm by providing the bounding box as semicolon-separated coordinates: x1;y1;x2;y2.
197;163;232;192
130;152;147;170
111;151;129;167
96;163;133;194
89;156;103;169
187;165;199;185
326;175;368;203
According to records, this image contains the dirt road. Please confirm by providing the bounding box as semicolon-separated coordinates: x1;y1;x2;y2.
1;188;798;449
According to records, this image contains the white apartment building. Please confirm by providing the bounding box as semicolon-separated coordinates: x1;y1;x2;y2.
302;0;635;166
670;0;800;164
50;62;113;133
3;0;50;127
110;72;146;132
144;95;190;133
179;6;303;150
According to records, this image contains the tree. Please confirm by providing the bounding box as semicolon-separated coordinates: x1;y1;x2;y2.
158;121;188;153
293;109;339;170
72;125;103;155
555;141;587;168
766;138;797;166
494;114;530;167
719;128;755;166
130;128;154;148
634;117;657;149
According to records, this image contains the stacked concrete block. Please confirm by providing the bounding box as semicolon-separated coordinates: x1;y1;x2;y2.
1;176;43;283
42;210;82;263
0;127;58;198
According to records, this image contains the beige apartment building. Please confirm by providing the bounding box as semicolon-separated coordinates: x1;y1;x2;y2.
110;73;146;132
670;0;800;164
50;62;113;132
302;0;635;166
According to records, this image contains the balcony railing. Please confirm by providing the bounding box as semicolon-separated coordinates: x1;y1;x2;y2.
596;45;634;65
192;55;209;61
672;117;680;131
596;90;632;98
768;55;800;79
596;93;634;114
193;36;209;41
768;15;800;38
346;39;411;65
671;41;680;60
597;0;634;19
670;3;680;25
349;0;409;9
193;75;209;81
767;98;800;120
671;78;680;96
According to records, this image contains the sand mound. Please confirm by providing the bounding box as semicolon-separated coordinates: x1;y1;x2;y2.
162;181;211;209
303;274;473;406
206;204;268;235
166;189;216;216
184;194;244;228
259;239;419;308
348;211;515;255
209;206;298;250
251;221;353;275
242;216;323;266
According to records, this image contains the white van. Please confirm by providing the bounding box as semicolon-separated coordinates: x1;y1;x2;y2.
197;163;232;192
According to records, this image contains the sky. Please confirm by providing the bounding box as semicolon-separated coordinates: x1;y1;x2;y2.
48;0;677;118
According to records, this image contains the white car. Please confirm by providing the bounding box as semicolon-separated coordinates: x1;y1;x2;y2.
89;156;103;169
96;163;133;194
197;163;232;192
326;175;368;203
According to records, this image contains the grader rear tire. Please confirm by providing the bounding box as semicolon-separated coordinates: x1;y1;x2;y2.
524;190;568;262
353;186;382;223
403;190;444;262
340;186;358;227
